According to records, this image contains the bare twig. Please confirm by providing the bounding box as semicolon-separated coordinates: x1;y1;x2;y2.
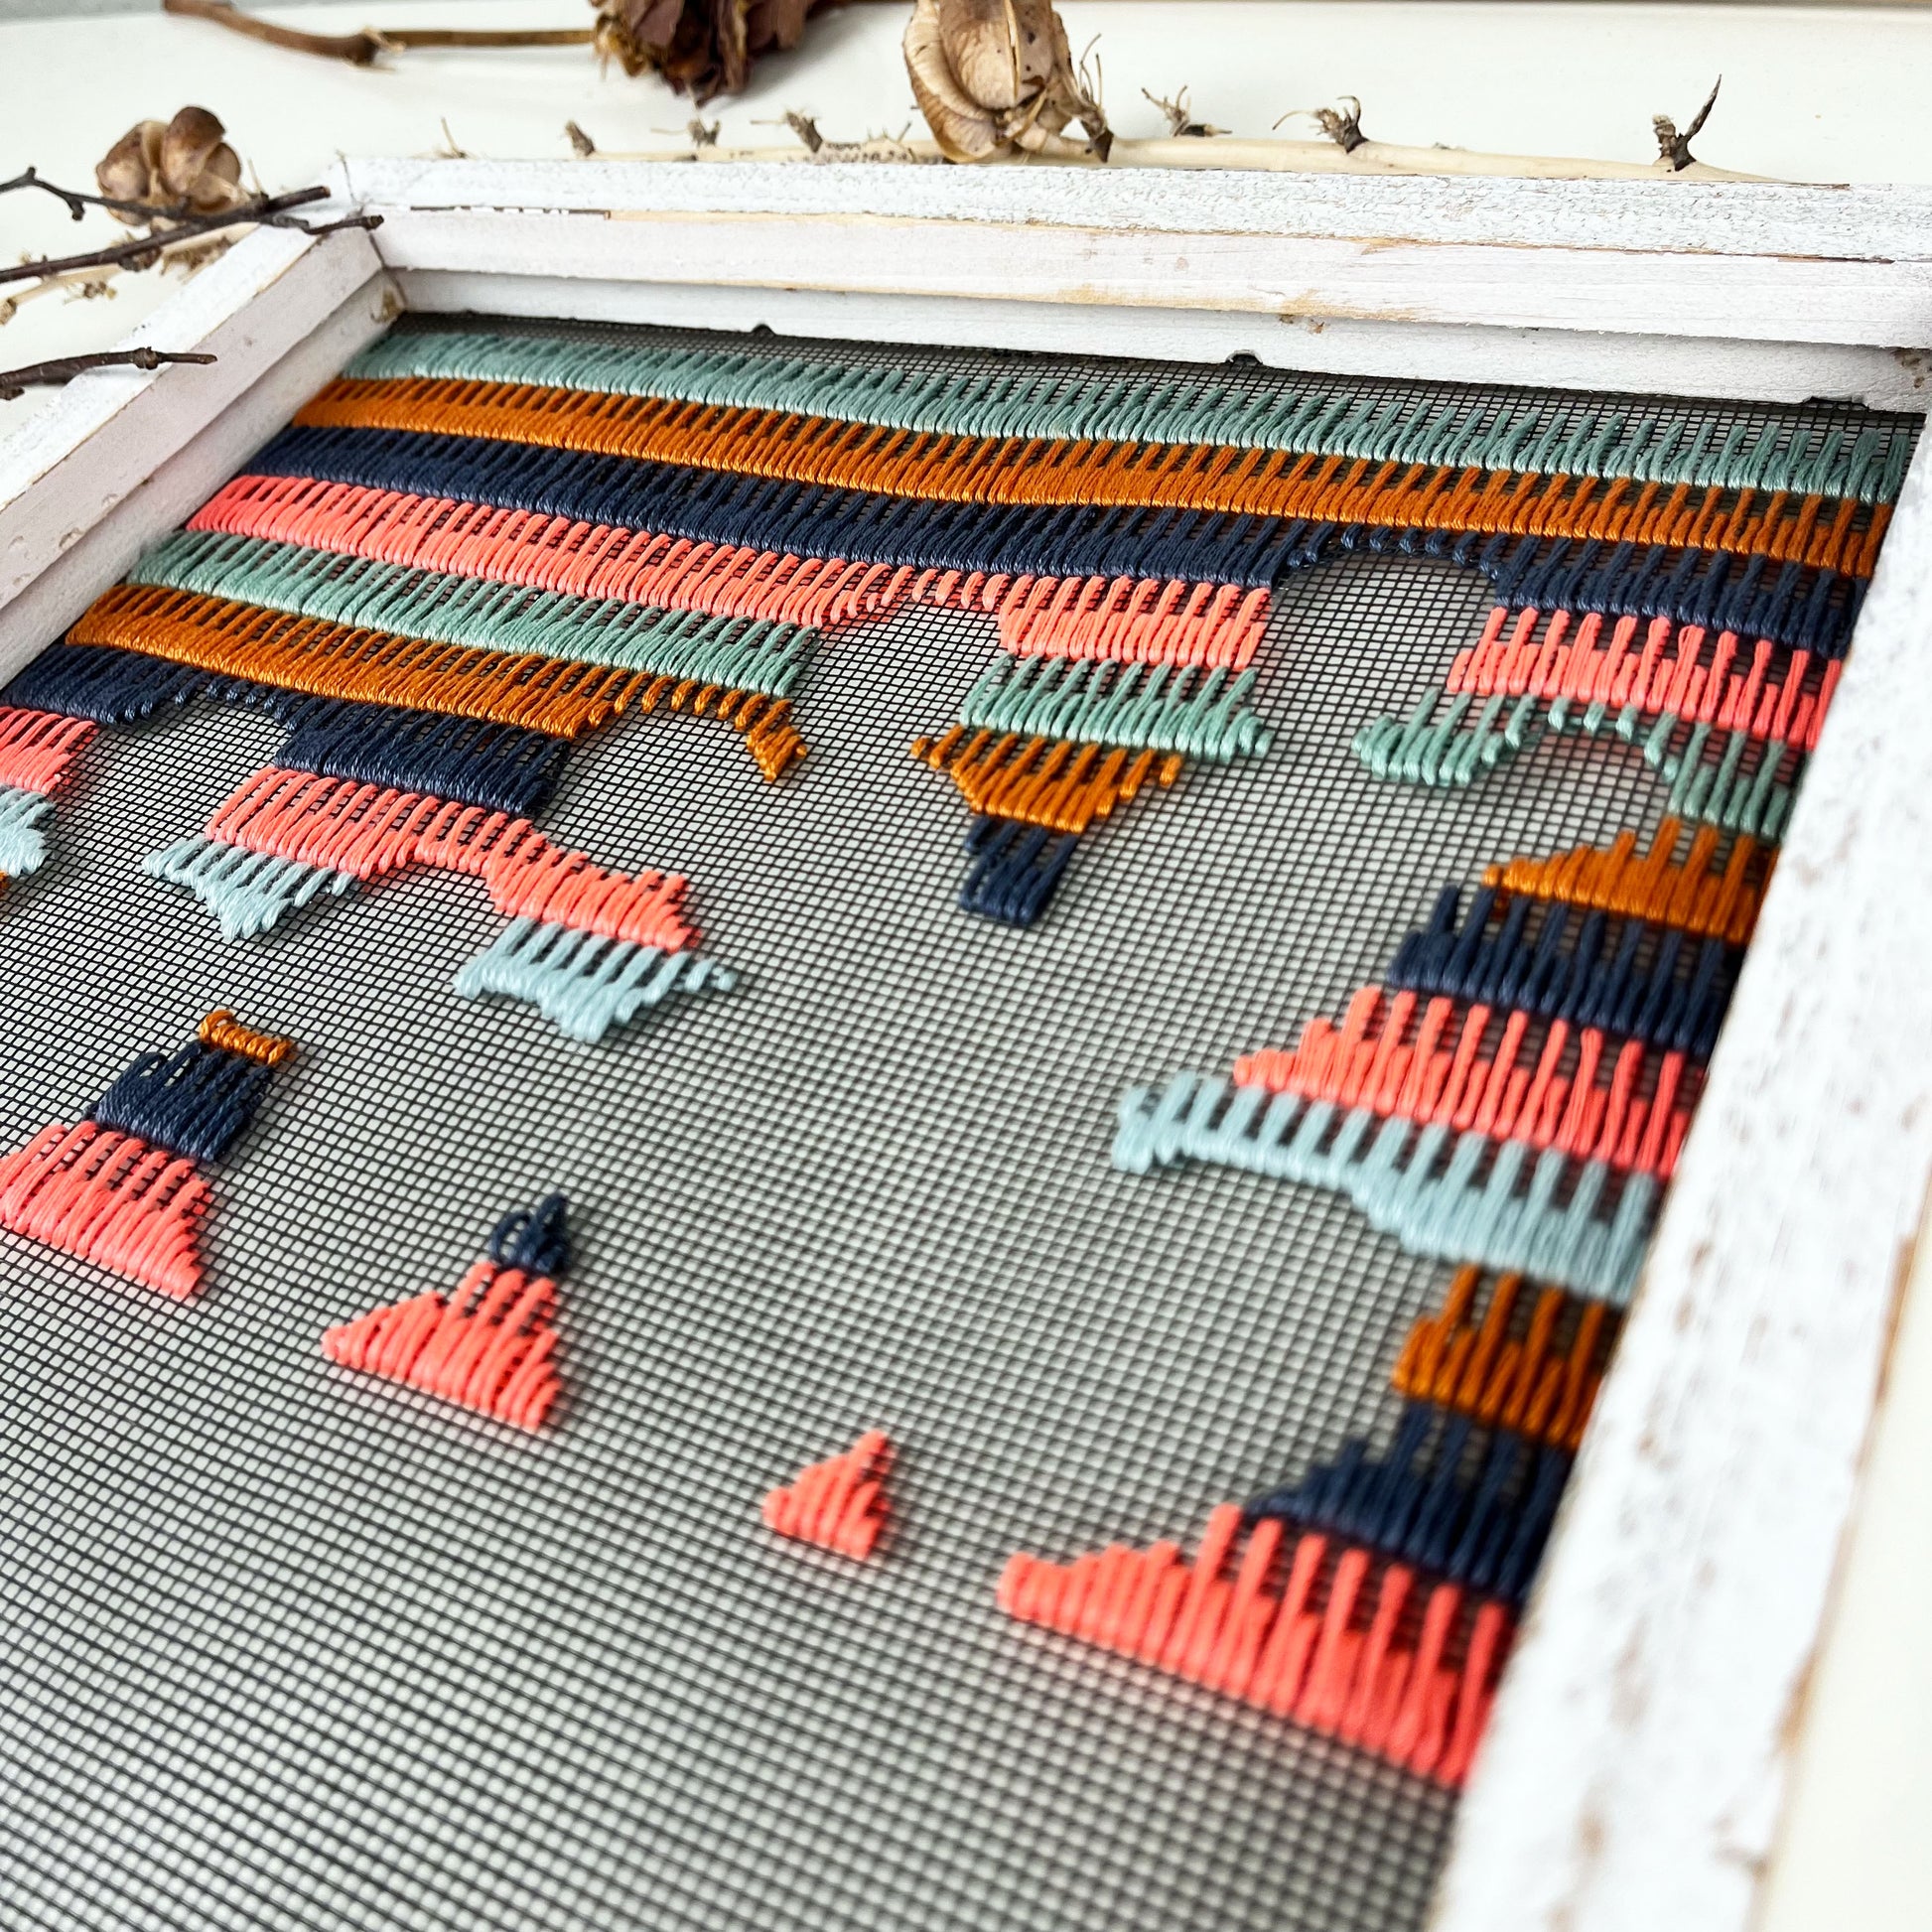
163;0;593;64
435;119;470;160
1654;75;1722;172
0;184;379;290
1142;87;1226;139
0;346;215;401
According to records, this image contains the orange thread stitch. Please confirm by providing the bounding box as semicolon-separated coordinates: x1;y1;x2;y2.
1480;816;1771;945
292;378;1887;577
69;584;640;738
198;1010;299;1067
1390;1267;1613;1452
910;731;1181;835
762;1430;894;1560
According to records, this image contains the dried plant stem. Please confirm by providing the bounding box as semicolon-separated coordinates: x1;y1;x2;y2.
582;134;1770;181
163;0;593;64
0;347;214;401
0;186;377;291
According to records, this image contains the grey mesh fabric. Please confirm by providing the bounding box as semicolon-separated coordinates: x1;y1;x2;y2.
0;322;1907;1931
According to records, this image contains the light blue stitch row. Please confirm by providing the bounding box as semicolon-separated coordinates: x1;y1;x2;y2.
1355;685;1799;840
453;917;737;1043
0;784;52;877
1351;690;1543;786
957;656;1274;763
1111;1072;1653;1303
130;530;815;699
144;835;355;940
347;330;1912;503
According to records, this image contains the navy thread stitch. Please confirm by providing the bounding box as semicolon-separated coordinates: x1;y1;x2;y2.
959;816;1080;927
91;1041;275;1164
487;1192;572;1278
1387;885;1735;1059
1243;1403;1569;1607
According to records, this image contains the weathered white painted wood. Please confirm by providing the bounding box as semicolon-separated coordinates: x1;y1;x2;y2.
0;275;398;682
359;207;1932;351
333;158;1932;263
1433;430;1932;1932
0;224;388;616
398;269;1932;413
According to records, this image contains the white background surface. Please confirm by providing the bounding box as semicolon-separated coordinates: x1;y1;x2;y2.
2;5;1931;1926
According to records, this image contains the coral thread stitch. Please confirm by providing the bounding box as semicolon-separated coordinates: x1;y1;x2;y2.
352;332;1913;502
0;707;95;794
762;1430;895;1560
189;478;899;629
322;1195;574;1431
292;379;1889;576
1229;986;1696;1180
0;1122;210;1299
184;767;696;950
997;1508;1510;1786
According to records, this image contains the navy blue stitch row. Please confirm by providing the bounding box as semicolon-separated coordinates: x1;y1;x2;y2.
959;816;1079;926
4;643;207;723
1243;1404;1570;1607
1480;533;1861;657
274;697;571;818
1387;885;1734;1059
91;1041;274;1164
246;429;1858;650
247;425;1324;588
4;646;572;817
487;1193;571;1278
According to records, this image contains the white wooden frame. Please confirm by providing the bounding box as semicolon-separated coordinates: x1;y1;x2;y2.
4;160;1931;1932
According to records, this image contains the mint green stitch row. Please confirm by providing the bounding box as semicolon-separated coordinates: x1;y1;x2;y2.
454;916;735;1043
957;655;1274;762
145;834;356;940
1352;687;1798;840
348;330;1912;504
130;530;814;697
0;783;51;878
1111;1072;1653;1304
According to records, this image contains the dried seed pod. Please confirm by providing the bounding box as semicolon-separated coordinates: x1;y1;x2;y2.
904;0;1109;165
94;106;249;226
593;0;848;102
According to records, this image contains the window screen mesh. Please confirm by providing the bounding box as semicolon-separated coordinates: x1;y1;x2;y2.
0;317;1912;1932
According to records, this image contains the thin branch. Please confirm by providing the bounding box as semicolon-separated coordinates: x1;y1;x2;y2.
0;347;215;401
0;186;379;290
163;0;593;64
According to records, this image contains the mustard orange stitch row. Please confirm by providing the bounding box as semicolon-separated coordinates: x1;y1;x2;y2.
910;728;1183;836
198;1009;298;1067
1390;1267;1610;1453
70;584;641;739
1482;816;1771;946
292;378;1890;578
